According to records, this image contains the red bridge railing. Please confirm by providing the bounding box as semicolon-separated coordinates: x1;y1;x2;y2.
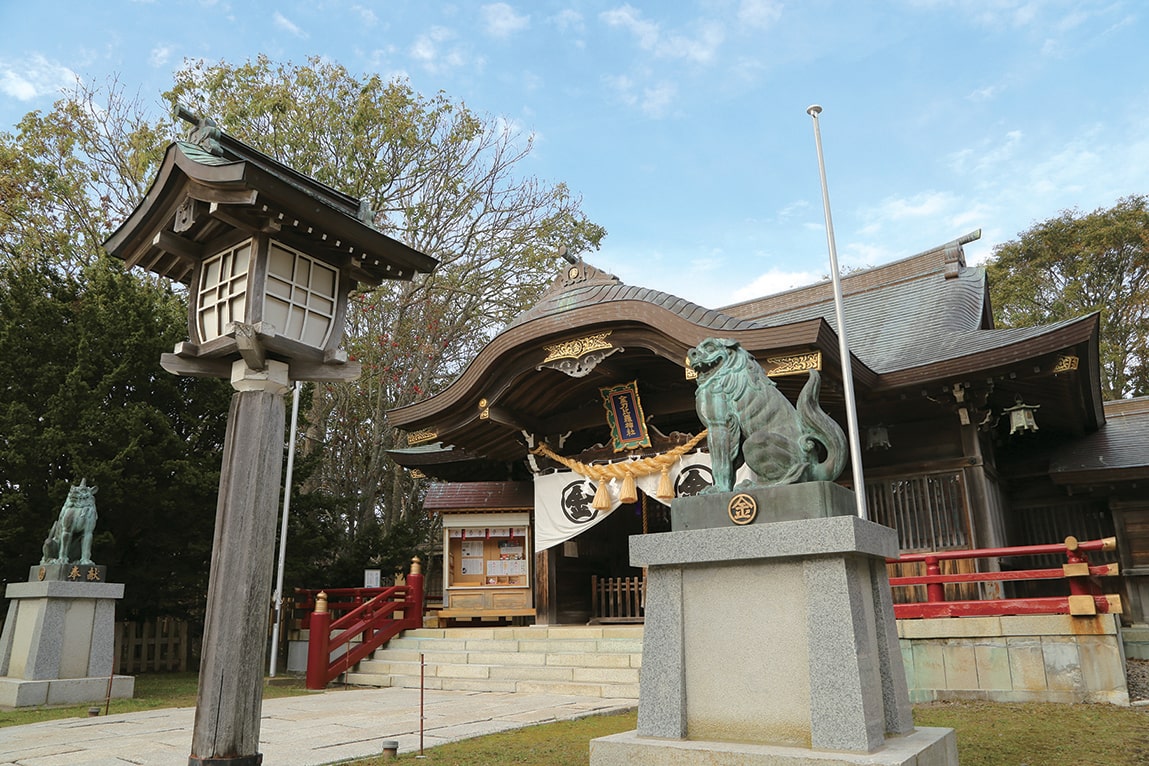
888;536;1122;619
304;557;424;690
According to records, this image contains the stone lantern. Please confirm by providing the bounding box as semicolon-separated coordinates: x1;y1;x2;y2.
105;112;436;766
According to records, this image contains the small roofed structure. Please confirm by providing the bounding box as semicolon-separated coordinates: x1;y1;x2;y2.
104;110;436;381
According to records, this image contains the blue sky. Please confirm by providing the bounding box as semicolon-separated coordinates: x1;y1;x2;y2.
2;1;1146;308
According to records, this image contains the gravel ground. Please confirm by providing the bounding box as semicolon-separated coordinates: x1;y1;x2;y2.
1127;659;1149;702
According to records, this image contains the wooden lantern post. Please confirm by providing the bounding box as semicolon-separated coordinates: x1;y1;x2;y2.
105;112;435;765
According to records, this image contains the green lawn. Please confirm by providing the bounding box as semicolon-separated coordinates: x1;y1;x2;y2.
346;702;1149;766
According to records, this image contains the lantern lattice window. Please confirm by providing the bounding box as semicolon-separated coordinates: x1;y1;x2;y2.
197;240;251;343
264;241;339;349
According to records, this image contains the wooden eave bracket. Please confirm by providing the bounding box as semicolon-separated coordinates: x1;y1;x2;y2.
234;322;268;371
208;201;281;234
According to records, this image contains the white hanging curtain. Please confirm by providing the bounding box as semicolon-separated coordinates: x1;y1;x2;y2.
534;452;746;552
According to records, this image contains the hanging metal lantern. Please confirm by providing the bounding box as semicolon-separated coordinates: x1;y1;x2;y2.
1003;397;1040;435
865;424;891;450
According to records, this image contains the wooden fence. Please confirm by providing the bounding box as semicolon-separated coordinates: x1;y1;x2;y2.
590;575;645;623
114;617;191;674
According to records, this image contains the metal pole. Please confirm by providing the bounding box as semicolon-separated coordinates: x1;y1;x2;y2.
269;380;302;676
806;105;868;520
420;652;426;756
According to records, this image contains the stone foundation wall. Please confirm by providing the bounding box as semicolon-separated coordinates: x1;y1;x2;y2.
898;613;1128;705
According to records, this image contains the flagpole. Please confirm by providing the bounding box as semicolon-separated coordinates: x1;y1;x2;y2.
806;104;868;521
269;380;302;676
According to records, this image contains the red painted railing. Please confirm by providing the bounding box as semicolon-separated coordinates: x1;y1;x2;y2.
305;558;425;690
888;536;1122;619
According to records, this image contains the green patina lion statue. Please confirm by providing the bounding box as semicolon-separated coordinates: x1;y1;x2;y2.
40;479;99;566
688;338;847;492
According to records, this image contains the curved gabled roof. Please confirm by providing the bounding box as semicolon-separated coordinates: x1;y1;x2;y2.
389;259;856;461
506;260;764;334
390;233;1105;466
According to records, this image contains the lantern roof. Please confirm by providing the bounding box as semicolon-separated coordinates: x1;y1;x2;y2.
104;117;437;286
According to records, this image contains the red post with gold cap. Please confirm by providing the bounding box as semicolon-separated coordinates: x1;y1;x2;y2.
306;592;331;690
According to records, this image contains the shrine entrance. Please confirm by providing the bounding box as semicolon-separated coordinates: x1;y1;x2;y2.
548;492;670;624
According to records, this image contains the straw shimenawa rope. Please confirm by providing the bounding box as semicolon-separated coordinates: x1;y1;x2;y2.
531;430;709;510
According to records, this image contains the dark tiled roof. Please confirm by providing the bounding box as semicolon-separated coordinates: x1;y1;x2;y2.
735;266;989;372
506;261;762;334
1050;398;1149;480
422;481;534;511
718;233;997;374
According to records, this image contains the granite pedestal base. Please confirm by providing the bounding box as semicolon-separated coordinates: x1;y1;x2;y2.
590;485;956;765
590;726;958;766
0;577;134;707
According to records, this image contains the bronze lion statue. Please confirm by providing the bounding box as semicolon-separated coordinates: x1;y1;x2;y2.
41;479;99;565
687;338;846;492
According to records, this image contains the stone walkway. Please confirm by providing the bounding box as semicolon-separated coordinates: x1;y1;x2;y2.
0;687;637;766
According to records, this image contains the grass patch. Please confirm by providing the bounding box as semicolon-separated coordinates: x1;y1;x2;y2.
5;678;1148;765
914;700;1149;766
356;710;639;765
346;702;1149;766
0;672;309;728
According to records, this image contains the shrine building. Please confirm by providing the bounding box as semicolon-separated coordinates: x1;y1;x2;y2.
388;233;1149;627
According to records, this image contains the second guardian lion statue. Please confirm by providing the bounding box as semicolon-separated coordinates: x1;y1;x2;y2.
688;338;847;492
41;479;99;566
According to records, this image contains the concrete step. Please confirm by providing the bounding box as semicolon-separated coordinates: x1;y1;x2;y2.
344;625;643;698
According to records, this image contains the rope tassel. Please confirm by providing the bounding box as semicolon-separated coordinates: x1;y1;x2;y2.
620;472;638;504
656;468;674;500
592;481;611;510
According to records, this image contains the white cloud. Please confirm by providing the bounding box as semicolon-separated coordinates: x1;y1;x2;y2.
0;55;77;103
870;191;957;221
551;9;584;33
601;5;725;63
967;83;1002;101
149;45;172;68
776;199;810;220
603;74;677;118
351;4;378;26
603;74;636;106
410;27;472;74
641;82;677;118
273;12;307;38
482;3;530;38
667;22;724;64
730;268;822;302
738;0;783;29
601;5;660;49
948;130;1023;175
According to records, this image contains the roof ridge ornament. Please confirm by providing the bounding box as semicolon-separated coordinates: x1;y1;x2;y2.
176;105;223;157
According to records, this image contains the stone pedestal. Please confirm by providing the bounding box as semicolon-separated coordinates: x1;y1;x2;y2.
591;484;957;766
0;576;134;707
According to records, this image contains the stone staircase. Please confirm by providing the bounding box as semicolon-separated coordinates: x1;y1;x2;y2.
343;625;642;699
1123;624;1149;660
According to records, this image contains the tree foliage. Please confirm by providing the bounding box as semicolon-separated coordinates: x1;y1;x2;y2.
0;259;231;617
165;56;606;580
988;195;1149;400
0;57;605;600
0;79;169;276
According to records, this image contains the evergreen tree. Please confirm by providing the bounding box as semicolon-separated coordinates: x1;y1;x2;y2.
988;195;1149;399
